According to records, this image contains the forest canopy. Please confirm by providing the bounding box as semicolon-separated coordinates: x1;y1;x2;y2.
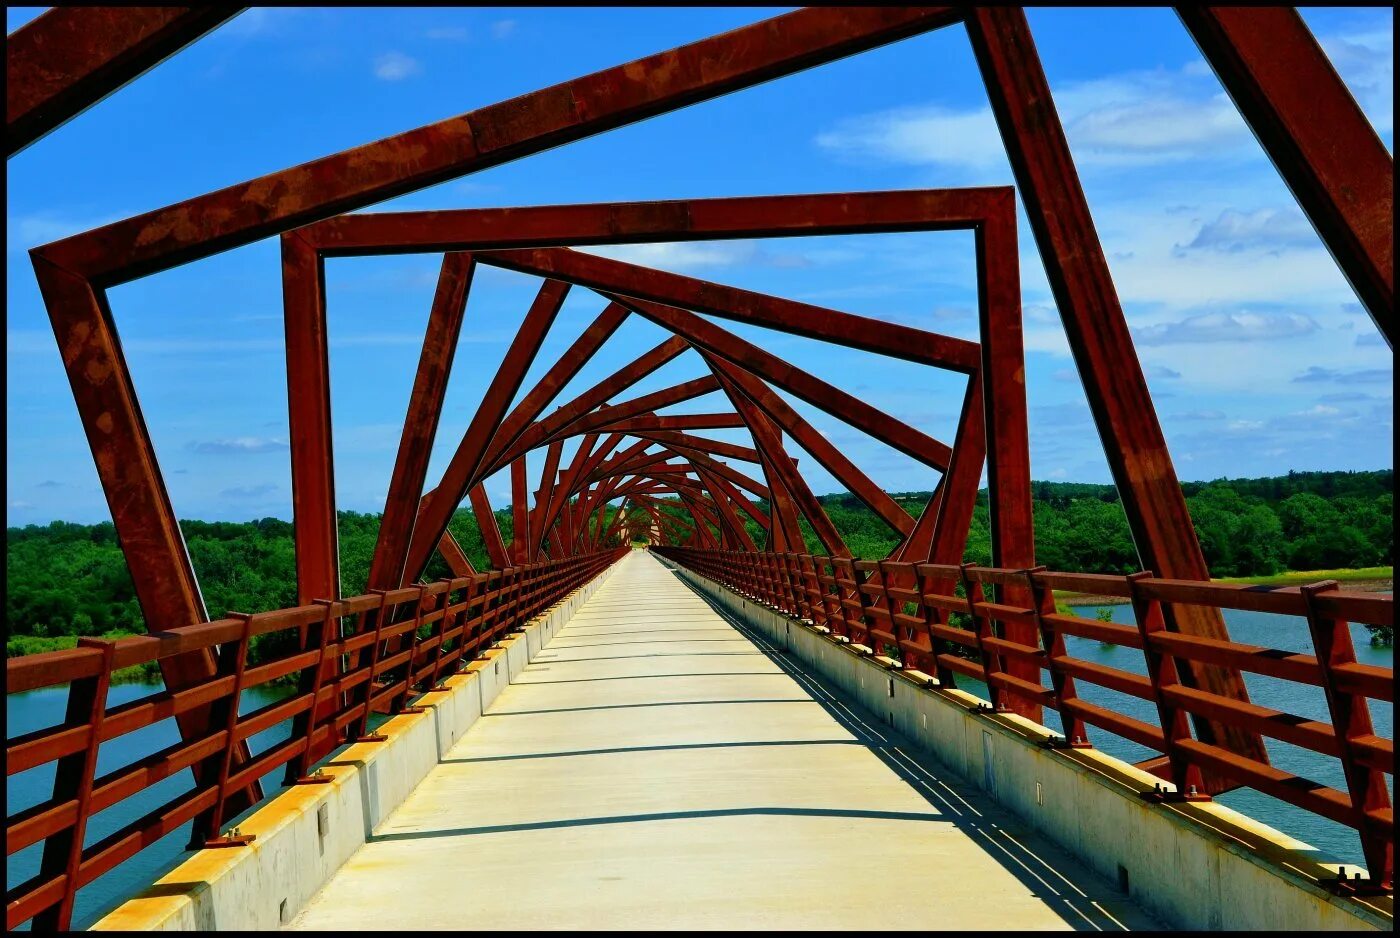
7;469;1391;652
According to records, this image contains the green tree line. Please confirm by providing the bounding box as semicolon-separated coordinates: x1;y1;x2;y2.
7;470;1390;661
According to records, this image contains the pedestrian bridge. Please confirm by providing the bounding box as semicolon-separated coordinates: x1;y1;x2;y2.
286;551;1150;931
25;549;1380;933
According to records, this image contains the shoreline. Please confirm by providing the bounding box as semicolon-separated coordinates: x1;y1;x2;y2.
1059;570;1393;607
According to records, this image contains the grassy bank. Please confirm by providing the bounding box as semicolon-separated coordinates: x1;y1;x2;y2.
1057;565;1393;606
6;632;161;684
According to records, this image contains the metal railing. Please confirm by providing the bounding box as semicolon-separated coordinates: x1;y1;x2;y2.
5;548;625;929
656;546;1393;894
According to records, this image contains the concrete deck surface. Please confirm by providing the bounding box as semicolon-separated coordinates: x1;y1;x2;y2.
288;551;1163;931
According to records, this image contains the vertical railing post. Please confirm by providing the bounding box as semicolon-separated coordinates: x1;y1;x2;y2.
1301;581;1393;892
287;599;338;785
354;591;392;743
200;612;258;847
1022;567;1090;749
959;564;1008;713
33;637;115;931
1127;572;1210;803
916;564;957;688
428;578;459;691
395;584;431;715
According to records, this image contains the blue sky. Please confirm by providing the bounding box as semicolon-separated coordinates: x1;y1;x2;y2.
5;7;1394;526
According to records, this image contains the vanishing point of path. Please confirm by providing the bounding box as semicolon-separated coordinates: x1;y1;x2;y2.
289;551;1163;930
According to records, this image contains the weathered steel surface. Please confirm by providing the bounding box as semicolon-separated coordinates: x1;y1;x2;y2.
368;253;475;591
7;6;242;156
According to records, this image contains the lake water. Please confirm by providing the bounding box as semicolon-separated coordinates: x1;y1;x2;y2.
6;606;1393;927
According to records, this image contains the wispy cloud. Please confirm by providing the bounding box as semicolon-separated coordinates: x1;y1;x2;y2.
373;51;422;81
1291;366;1392;385
815;64;1260;172
1176;208;1317;255
189;437;289;455
1134;311;1318;346
491;19;517;40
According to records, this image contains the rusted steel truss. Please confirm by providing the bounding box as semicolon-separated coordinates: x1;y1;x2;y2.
7;5;1393;926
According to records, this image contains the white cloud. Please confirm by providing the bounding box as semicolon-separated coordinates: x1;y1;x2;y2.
491;19;517;40
189;437;289;455
1177;208;1317;255
578;242;752;271
815;64;1260;172
373;51;422;81
1134;310;1318;345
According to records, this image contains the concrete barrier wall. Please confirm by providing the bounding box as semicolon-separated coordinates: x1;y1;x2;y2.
665;560;1392;932
92;560;621;932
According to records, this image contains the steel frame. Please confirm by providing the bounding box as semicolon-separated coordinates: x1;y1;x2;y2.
7;6;1394;924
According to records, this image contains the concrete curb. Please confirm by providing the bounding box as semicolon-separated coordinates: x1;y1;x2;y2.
91;559;622;932
663;558;1391;932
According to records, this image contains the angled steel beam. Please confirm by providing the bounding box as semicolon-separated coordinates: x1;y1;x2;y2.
36;7;962;284
616;294;953;469
703;353;915;536
368;252;475;591
477;301;630;474
510;456;530;563
966;6;1261;761
487;337;689;473
1178;7;1392;346
405;278;570;579
437;530;477;576
590;413;744;435
482;248;980;372
7;6;242;157
468;482;510;569
715;369;845;556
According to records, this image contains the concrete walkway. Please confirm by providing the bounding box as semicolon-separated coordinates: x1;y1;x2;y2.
289;551;1162;931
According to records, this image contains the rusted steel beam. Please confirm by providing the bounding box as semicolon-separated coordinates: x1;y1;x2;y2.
282;232;340;607
966;6;1262;764
281;232;346;767
704;354;914;536
405;279;570;579
368;253;475;591
529;440;566;561
477;301;630;475
617;294;953;470
535;433;603;541
510;456;530;564
482;249;979;372
468;483;510;569
306;187;1012;258
37;7;960;284
29;249;262;811
715;370;845;556
1177;7;1392;346
638;430;759;464
437;530;476;576
637;440;772;505
7;6;242;157
895;379;984;565
590;413;744;435
976;189;1039;720
487;337;689;473
551;376;722;439
692;464;759;552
